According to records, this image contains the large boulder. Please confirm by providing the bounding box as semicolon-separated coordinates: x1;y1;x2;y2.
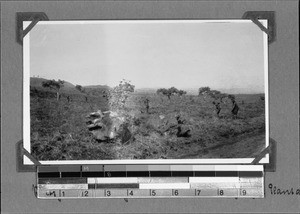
177;125;192;137
86;110;130;142
157;112;192;137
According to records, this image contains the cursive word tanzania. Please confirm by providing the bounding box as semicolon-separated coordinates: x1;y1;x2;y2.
268;183;300;196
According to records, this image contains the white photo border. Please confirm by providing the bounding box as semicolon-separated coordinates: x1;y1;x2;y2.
23;19;269;165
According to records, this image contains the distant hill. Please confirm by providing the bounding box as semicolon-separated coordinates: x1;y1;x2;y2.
84;85;111;97
31;77;82;95
31;77;74;88
30;77;49;87
30;77;111;96
84;85;110;89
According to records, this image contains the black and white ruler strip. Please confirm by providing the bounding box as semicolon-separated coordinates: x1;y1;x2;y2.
37;165;264;198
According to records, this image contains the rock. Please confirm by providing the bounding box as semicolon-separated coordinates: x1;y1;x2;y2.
118;123;132;144
175;112;189;124
88;121;110;141
52;132;63;141
88;110;104;118
157;112;192;138
177;125;191;137
87;121;104;130
86;110;131;142
159;115;165;120
158;114;178;134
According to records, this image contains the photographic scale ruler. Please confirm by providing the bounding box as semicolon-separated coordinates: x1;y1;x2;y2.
37;165;264;199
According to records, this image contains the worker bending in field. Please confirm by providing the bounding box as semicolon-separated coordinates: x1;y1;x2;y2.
212;101;221;117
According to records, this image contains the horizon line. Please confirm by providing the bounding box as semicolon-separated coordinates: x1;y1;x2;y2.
30;76;264;93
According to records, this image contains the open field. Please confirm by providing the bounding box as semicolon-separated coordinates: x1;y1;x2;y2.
30;80;266;161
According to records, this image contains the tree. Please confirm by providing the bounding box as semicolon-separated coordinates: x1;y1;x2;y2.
107;79;135;110
169;87;179;94
42;79;64;100
198;87;211;96
75;84;84;93
208;90;226;100
157;88;167;95
210;90;221;95
75;84;88;102
157;88;171;99
198;87;228;102
178;90;187;96
156;87;185;99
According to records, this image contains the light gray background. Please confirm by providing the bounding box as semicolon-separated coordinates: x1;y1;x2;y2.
1;1;299;213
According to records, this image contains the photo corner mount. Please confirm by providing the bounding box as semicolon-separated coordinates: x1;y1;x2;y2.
16;140;41;172
242;11;276;44
16;12;49;45
251;138;277;172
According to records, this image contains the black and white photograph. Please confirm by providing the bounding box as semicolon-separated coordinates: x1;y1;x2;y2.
3;0;300;212
23;20;269;163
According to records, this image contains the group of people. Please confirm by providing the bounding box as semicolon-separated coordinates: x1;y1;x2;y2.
142;95;239;118
142;96;239;118
212;98;239;118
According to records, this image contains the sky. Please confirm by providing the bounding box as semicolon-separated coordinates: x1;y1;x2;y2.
28;20;267;93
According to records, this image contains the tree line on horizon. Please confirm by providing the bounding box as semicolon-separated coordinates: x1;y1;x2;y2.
40;79;237;103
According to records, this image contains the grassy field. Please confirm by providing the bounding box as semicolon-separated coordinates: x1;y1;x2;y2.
30;83;266;161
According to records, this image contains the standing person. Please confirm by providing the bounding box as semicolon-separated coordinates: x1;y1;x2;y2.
231;99;239;119
145;98;150;114
57;92;61;101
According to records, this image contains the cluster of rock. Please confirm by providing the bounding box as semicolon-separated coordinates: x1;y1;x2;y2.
157;113;192;138
86;110;132;143
86;110;192;143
